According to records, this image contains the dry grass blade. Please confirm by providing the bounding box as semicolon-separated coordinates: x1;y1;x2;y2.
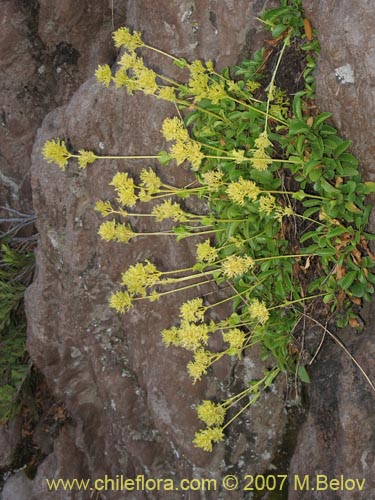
302;312;375;394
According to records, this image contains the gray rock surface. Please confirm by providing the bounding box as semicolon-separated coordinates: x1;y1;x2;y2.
2;0;375;498
288;3;375;498
1;470;33;500
0;0;116;212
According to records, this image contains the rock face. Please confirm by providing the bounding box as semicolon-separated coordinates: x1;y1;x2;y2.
3;0;375;497
22;0;290;498
0;0;116;212
288;2;375;498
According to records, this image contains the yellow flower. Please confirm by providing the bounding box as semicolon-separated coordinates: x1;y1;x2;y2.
231;149;246;164
246;80;261;93
180;298;205;323
42;139;71;170
188;60;209;101
193;427;224;452
134;66;158;95
161;117;189;143
223;328;246;351
95;64;112;87
259;194;276;215
178;321;209;351
115;223;136;243
140;168;162;194
138;189;152;202
121;261;161;297
151;199;188;222
109;291;133;313
98;220;136;243
169;141;188;165
248;299;269;324
275;205;295;221
149;290;160;302
201;170;224;192
78;150;97;169
98;219;117;241
187;349;213;382
206;81;227;103
113;70;131;89
226;178;260;206
222;255;254;279
95;200;114;217
196;239;218;264
250;149;272;171
161;326;180;347
110;172;137;207
112;27;143;51
157;87;177;102
118;51;138;70
196;400;226;427
254;131;272;150
187;141;205;171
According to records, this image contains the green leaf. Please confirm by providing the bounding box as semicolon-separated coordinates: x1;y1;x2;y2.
362;182;375;194
298;365;310;384
157;151;172;165
334;140;352;157
338;271;357;290
313;112;332;129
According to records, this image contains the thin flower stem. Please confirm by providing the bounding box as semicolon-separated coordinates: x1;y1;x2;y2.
268;293;326;311
228;96;288;126
144;43;181;62
175;99;233;125
264;36;289;131
204;155;299;164
135;278;216;300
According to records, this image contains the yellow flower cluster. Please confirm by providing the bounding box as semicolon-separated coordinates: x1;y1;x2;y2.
188;60;227;103
162;117;189;143
95;200;114;217
201;169;224;192
259;194;276;215
222;255;254;279
169;141;204;170
140;168;162;195
95;64;112;87
161;321;210;352
250;132;273;171
109;291;133;313
110;172;137;207
246;80;261;93
157;86;177;102
151;199;188;222
196;239;219;264
98;220;135;243
223;328;246;350
248;299;269;324
187;349;213;382
193;426;224;452
231;149;246;164
161;117;204;170
78;150;97;169
226;177;260;206
112;27;144;51
275;205;294;221
179;298;205;323
121;261;161;297
196;400;226;427
42;139;71;170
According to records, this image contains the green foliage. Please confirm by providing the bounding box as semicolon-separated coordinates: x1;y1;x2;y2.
0;243;34;422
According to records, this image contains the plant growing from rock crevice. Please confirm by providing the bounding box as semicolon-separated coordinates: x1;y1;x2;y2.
42;1;375;452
